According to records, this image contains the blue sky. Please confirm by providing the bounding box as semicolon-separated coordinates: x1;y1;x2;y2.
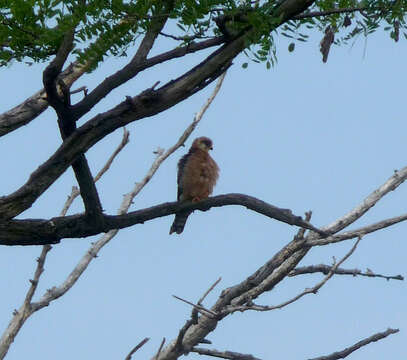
0;27;406;360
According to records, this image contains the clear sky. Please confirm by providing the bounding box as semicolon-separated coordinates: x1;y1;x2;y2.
0;27;406;360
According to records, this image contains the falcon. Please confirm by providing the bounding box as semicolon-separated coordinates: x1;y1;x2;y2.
169;137;219;234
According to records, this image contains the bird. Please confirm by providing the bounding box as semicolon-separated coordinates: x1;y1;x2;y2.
169;136;219;234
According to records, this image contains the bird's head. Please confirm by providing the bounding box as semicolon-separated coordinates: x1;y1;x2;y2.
191;136;213;152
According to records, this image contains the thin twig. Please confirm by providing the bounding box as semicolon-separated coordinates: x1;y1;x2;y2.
23;245;52;308
308;328;399;360
125;337;150;360
198;277;222;305
154;338;166;360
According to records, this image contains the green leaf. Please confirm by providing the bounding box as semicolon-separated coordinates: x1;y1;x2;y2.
242;62;248;68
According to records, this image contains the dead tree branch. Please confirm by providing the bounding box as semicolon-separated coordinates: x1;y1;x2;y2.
308;328;399;360
290;265;404;281
125;337;150;360
192;347;262;360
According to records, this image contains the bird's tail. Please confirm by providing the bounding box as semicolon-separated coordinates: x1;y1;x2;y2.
169;210;192;234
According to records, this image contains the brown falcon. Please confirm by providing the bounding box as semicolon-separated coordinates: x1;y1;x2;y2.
169;137;219;234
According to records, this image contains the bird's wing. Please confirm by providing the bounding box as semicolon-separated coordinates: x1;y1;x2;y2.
176;152;190;201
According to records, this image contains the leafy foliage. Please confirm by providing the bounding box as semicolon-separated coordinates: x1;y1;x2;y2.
0;0;406;68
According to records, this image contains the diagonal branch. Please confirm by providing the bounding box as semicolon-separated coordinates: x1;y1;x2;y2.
307;212;407;247
308;328;399;360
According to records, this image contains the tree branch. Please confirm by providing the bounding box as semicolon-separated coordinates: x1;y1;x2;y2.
308;328;399;360
289;264;404;281
0;193;325;245
307;212;407;246
192;347;262;360
125;337;150;360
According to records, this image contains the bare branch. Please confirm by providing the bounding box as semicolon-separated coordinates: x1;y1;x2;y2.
307;212;407;246
192;347;262;360
319;168;407;235
289;264;404;281
198;277;222;305
224;238;361;314
23;245;52;307
125;337;150;360
154;338;166;360
308;328;399;360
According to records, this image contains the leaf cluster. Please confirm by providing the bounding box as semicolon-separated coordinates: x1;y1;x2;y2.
0;0;406;68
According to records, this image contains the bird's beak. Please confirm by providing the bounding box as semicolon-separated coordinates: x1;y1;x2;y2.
210;146;213;150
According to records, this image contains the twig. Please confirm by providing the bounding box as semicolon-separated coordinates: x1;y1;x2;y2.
23;245;52;308
173;295;218;318
154;338;166;360
289;265;404;281
125;337;150;360
198;277;222;305
70;86;88;96
192;347;262;360
308;328;399;360
224;237;361;314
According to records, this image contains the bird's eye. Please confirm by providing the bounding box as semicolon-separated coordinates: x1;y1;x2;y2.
202;140;212;148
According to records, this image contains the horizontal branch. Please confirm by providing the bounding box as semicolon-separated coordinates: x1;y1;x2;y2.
290;264;404;281
308;328;399;360
0;193;324;246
